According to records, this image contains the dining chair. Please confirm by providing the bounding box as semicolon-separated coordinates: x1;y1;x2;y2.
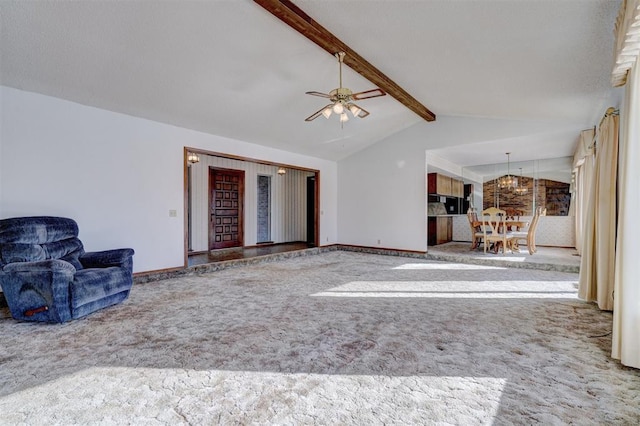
466;208;485;250
504;208;523;221
511;207;545;254
503;208;524;230
481;207;513;254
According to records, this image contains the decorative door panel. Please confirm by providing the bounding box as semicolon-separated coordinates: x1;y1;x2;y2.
209;167;244;250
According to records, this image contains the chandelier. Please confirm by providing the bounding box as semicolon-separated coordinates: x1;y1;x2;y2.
514;168;529;195
498;152;518;190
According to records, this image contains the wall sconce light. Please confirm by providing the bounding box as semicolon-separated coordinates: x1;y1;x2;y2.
187;152;200;164
277;167;286;175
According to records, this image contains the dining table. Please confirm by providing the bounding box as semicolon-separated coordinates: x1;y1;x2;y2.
470;220;530;251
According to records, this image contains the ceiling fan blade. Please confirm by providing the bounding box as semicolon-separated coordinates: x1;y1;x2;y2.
305;91;332;99
354;104;370;118
305;104;333;122
351;88;386;100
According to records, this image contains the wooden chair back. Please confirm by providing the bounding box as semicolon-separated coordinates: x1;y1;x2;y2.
467;208;479;231
481;207;511;253
504;207;523;221
466;208;484;249
530;206;546;232
513;206;545;254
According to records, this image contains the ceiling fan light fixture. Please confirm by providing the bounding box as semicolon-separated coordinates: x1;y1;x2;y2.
304;51;386;124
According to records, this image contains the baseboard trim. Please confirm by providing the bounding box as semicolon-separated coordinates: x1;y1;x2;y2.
243;241;309;250
337;244;427;258
133;266;184;283
187;250;208;255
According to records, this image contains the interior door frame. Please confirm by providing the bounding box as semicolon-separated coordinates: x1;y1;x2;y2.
183;147;320;267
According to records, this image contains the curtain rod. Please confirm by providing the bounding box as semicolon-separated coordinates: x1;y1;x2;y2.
590;107;620;149
599;107;619;128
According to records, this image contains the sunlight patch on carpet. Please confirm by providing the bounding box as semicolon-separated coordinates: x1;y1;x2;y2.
471;255;526;262
0;367;506;424
393;263;507;270
312;280;579;299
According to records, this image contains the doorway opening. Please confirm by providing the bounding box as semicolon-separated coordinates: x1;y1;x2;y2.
306;176;316;244
184;148;320;267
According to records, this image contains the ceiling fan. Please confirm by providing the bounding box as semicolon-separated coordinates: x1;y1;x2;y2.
305;51;386;123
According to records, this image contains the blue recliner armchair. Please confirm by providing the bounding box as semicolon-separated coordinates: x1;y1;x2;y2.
0;216;134;323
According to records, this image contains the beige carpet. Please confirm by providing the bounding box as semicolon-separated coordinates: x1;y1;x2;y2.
1;251;639;424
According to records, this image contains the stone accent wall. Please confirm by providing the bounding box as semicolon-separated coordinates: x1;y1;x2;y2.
541;180;572;216
483;177;570;216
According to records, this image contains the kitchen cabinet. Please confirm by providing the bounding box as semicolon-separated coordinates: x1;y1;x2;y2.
428;173;451;196
428;173;463;197
463;183;474;214
428;216;453;246
427;173;464;245
451;178;464;198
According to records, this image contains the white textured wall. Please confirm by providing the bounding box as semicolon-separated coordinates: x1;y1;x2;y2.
535;216;575;247
189;156;313;251
452;215;472;242
0;87;338;272
0;89;3;217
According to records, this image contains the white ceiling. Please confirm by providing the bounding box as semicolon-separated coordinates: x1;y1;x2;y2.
0;0;621;164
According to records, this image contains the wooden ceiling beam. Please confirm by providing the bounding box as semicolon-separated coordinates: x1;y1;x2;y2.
253;0;436;122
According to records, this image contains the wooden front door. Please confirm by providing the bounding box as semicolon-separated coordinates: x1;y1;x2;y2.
209;167;244;250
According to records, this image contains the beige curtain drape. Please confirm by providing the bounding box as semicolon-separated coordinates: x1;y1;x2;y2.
578;114;619;311
612;56;640;369
607;0;640;369
611;0;640;87
572;129;595;253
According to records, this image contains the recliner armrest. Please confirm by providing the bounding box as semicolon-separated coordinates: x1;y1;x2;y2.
3;259;76;273
80;248;134;269
1;259;76;322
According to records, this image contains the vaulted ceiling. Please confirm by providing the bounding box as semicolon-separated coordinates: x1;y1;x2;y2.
0;0;621;163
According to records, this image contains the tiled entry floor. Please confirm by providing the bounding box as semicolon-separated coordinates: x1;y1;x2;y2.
427;241;580;273
188;242;313;266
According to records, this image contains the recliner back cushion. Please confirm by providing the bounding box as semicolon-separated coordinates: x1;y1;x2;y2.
0;216;79;244
0;243;46;264
50;238;84;269
0;217;84;269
